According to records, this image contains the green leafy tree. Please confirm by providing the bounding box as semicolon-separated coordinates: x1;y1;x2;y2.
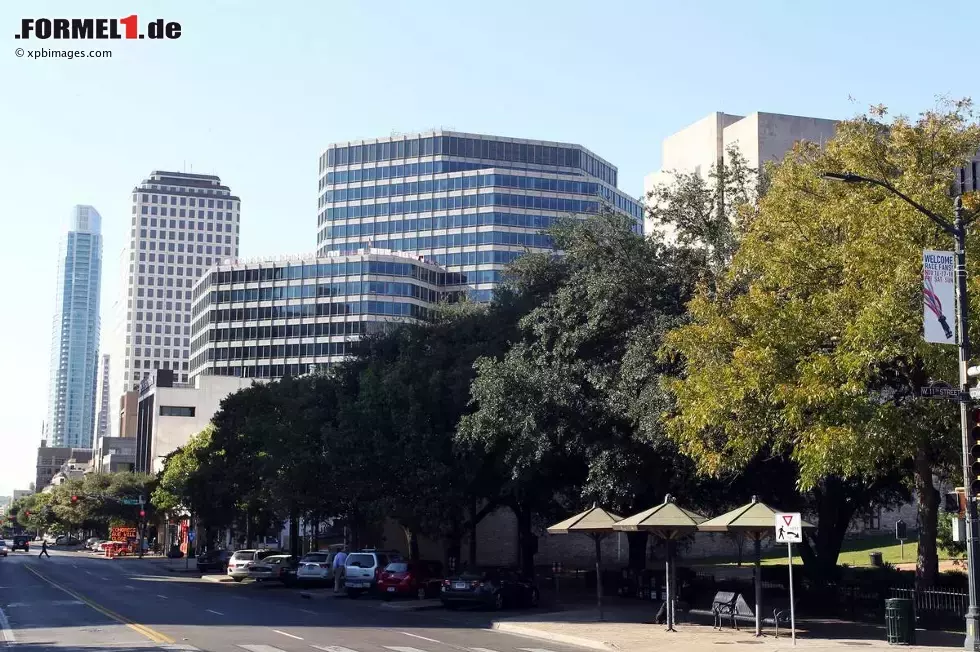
663;100;980;587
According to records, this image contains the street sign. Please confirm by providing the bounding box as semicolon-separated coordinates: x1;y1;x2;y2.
775;513;802;543
187;531;195;543
119;499;140;505
921;381;961;400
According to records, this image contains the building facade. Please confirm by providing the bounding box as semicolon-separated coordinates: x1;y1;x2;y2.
317;131;643;302
109;171;241;414
35;443;93;492
643;111;838;236
134;370;254;473
189;249;453;379
93;436;136;473
46;206;103;449
94;354;111;440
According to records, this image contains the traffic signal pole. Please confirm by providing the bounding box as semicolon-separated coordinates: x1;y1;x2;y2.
953;197;980;650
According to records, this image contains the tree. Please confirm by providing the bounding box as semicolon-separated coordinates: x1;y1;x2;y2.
662;100;980;587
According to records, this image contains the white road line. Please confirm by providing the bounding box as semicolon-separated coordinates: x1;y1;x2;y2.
272;629;303;640
399;633;442;644
83;570;94;576
100;577;110;581
387;646;432;652
206;609;224;616
238;646;289;652
471;648;500;652
311;647;359;652
519;648;560;652
124;585;135;590
299;608;317;615
0;605;16;645
162;646;201;651
156;594;168;599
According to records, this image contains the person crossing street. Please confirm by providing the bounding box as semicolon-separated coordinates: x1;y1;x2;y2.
38;539;50;559
332;546;348;595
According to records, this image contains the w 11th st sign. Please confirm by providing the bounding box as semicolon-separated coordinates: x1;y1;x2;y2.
920;381;964;400
923;250;956;344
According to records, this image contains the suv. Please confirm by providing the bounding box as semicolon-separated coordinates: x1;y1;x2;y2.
226;549;275;582
196;549;233;573
344;549;401;597
10;535;30;552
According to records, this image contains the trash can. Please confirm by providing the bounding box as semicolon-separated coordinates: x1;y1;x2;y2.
885;598;915;645
870;551;884;567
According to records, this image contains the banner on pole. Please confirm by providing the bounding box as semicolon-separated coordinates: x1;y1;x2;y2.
923;250;956;344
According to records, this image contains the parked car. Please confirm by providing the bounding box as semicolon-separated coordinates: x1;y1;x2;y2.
378;560;443;600
295;551;337;586
55;535;80;546
0;540;8;557
11;535;30;552
226;549;276;582
440;567;539;610
84;537;102;549
344;549;401;597
95;540;124;553
196;549;233;573
247;555;299;585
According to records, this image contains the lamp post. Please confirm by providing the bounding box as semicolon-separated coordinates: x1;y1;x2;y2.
823;171;979;649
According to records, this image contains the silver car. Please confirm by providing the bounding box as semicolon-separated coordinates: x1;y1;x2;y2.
226;549;274;582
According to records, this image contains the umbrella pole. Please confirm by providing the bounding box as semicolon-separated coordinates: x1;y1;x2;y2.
754;534;763;637
594;534;604;621
665;537;675;632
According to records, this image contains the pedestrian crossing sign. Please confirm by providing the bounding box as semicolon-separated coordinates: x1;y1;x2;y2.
774;512;802;543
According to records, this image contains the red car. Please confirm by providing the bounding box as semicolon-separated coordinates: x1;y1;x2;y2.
378;560;443;600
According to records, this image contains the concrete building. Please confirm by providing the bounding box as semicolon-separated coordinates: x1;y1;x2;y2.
42;456;92;492
643;111;838;236
93;436;136;473
134;369;254;474
318;130;643;302
35;443;92;492
94;354;111;440
189;249;455;379
46;206;103;449
109;171;242;416
117;391;138;439
12;489;33;503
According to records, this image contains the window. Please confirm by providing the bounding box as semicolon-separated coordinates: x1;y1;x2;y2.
159;405;196;417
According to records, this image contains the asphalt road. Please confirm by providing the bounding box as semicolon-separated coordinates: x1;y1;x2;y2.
0;549;583;652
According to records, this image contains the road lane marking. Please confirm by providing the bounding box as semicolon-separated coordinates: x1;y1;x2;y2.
399;633;442;643
83;570;94;576
156;594;168;599
239;646;290;652
272;629;303;640
299;608;317;615
124;585;135;590
0;605;16;645
21;565;174;644
206;609;224;615
387;647;432;652
311;647;359;652
519;649;559;652
470;648;500;652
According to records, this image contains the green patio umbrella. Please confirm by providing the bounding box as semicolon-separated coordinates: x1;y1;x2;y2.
547;504;622;621
614;494;706;632
698;496;814;636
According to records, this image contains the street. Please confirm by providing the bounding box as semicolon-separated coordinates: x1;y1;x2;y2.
0;549;584;652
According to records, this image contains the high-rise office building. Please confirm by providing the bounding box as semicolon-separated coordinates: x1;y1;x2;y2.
317;131;643;301
109;171;241;407
94;354;110;439
643;111;838;236
46;205;103;449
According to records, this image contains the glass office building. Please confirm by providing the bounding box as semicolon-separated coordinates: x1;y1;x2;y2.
189;249;457;379
46;205;103;449
317;131;643;301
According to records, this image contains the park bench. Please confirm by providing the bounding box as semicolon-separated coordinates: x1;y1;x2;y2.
712;591;741;630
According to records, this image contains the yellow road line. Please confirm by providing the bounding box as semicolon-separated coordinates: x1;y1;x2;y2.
23;564;174;644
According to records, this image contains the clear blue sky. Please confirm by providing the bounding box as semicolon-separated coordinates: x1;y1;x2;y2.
0;0;973;495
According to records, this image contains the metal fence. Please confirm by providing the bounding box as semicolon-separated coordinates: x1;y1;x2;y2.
890;587;968;615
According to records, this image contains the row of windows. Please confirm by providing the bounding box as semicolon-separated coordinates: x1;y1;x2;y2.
201;363;337;379
140;222;235;235
159;405;195;417
192;320;370;351
206;342;360;361
139;241;231;257
203;300;432;325
323;159;573;186
201;260;442;291
321;135;616;187
209;281;444;304
317;248;524;269
140;195;235;209
320;213;557;239
142;207;234;219
321;174;602;204
140;217;237;230
321;194;600;222
333;231;554;251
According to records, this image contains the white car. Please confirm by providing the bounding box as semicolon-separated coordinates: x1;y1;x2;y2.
226;549;275;582
0;540;8;557
295;551;337;585
345;550;401;597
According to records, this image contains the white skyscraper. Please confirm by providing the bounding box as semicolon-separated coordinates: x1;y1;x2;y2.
109;172;241;405
94;354;110;439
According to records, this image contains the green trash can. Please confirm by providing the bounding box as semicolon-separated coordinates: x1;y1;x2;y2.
885;598;915;645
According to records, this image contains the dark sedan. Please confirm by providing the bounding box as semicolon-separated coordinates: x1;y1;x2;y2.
196;549;233;573
440;567;539;610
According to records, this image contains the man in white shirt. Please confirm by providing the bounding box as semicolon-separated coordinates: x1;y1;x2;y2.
332;547;348;594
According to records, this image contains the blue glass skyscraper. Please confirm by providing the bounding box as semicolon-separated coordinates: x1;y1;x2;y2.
317;131;643;300
46;205;103;449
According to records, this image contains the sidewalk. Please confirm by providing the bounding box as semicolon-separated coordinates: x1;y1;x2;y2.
491;603;963;651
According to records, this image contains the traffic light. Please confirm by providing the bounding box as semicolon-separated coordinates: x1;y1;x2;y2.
971;409;980;496
139;509;145;519
24;511;30;517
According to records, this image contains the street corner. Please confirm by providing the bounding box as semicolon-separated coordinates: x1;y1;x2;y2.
490;621;614;652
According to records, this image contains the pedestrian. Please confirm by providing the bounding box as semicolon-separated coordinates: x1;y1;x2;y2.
332;546;348;595
38;539;50;559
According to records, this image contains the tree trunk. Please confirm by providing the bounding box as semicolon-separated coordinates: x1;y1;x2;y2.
403;526;420;561
288;508;300;558
514;503;536;578
626;531;648;570
914;447;939;588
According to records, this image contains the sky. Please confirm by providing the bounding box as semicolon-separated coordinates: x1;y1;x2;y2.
0;0;975;496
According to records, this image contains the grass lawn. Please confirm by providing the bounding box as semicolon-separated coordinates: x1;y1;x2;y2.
693;533;963;568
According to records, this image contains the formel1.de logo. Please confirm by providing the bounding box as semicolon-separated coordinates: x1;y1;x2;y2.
16;16;181;40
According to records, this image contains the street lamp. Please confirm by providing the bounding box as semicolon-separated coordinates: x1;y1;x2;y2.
823;170;979;648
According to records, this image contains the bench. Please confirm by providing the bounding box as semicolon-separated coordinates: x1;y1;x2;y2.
712;591;741;630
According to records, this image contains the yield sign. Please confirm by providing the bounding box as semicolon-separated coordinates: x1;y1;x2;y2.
775;512;802;543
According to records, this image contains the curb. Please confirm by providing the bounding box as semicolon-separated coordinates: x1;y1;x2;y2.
300;590;339;600
491;622;616;652
202;574;233;583
380;600;443;612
